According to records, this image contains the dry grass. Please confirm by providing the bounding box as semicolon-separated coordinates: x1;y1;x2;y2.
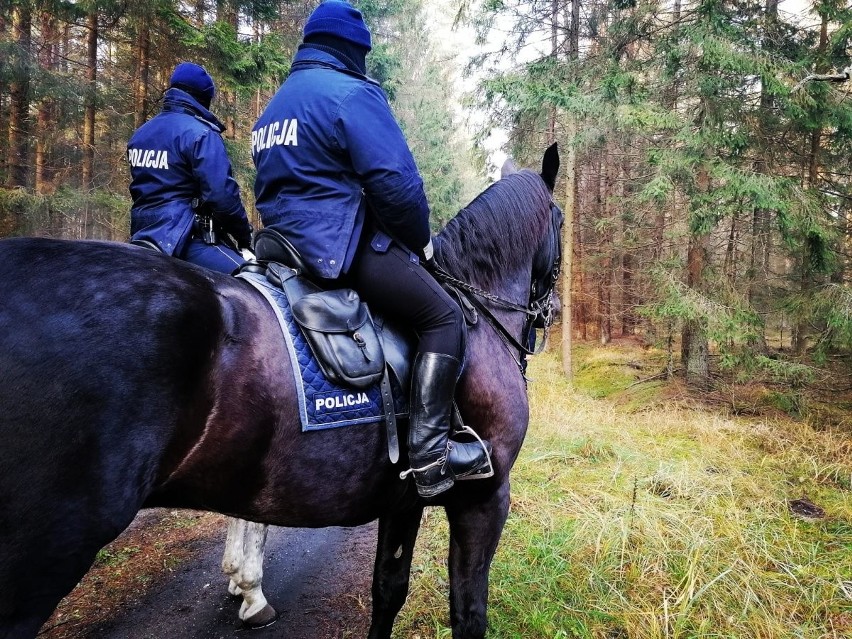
39;510;226;638
394;345;852;639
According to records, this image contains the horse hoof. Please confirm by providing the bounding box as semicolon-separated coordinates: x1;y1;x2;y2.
243;603;279;629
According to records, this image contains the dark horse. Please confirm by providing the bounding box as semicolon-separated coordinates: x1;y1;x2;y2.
0;147;561;639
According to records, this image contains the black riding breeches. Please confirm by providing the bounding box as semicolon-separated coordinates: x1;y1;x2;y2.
345;242;465;359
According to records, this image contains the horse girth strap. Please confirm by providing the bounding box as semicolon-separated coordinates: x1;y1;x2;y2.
379;372;399;463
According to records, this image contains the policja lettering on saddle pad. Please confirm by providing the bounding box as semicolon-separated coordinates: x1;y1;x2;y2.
238;270;408;431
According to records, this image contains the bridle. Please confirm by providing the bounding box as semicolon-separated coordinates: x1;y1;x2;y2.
431;199;564;374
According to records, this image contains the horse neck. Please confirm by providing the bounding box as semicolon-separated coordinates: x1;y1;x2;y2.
436;204;542;306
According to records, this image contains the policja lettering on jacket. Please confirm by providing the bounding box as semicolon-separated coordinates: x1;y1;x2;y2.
127;148;169;170
251;119;298;154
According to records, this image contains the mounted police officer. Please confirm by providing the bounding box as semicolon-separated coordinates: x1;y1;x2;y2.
252;0;491;498
127;62;253;274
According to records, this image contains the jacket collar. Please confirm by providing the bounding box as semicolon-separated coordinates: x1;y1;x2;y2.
290;47;380;86
293;46;349;70
162;88;226;132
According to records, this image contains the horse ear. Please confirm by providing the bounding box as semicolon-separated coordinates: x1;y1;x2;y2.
501;158;518;178
541;142;559;192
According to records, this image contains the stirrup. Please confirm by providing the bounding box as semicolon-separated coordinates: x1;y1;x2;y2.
398;425;493;484
451;424;494;481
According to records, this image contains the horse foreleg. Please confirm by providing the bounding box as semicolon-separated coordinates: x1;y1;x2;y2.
445;485;510;639
220;518;276;627
367;505;424;639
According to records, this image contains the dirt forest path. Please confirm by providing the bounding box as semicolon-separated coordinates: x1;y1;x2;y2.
40;510;376;639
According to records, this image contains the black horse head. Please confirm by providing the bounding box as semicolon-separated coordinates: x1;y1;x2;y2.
436;143;563;358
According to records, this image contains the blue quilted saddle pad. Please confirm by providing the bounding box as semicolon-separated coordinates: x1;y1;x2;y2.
239;271;408;431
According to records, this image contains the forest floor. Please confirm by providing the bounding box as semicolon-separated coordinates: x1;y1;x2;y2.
37;340;852;638
397;339;852;638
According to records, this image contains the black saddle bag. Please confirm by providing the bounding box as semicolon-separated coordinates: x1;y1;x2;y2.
291;289;385;389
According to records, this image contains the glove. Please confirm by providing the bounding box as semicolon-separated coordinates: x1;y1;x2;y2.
422;238;435;270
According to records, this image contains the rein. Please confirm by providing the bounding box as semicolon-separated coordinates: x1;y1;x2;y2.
431;264;539;358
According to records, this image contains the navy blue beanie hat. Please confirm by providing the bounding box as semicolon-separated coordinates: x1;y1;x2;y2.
170;62;215;109
303;1;372;51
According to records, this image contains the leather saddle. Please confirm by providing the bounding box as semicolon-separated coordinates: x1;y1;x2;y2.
252;227;310;273
250;228;414;394
248;228;415;463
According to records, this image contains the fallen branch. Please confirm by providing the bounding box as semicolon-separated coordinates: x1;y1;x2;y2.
792;64;851;92
626;368;681;388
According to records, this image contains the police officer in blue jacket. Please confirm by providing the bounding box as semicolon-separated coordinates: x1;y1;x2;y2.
252;1;491;497
128;62;253;274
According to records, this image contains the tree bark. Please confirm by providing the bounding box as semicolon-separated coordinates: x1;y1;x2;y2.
793;9;828;355
0;12;8;182
195;0;207;27
682;162;711;388
599;145;613;345
569;0;579;59
35;11;58;195
561;120;577;377
682;233;710;386
574;172;587;341
747;0;777;351
217;3;239;139
82;10;98;189
133;17;151;129
7;4;32;189
620;153;634;336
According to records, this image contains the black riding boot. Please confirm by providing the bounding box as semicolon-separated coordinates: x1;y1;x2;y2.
407;352;492;498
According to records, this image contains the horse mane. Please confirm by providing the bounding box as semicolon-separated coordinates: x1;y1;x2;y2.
435;169;552;289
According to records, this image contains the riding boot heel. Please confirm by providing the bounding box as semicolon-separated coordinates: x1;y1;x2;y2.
408;450;455;498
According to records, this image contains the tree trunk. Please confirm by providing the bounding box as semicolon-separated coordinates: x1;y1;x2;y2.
133;18;151;129
587;154;602;342
82;10;98;189
619;149;634;336
747;0;777;351
35;11;57;195
195;0;207;27
573;159;587;340
793;9;828;355
217;4;239;139
561;120;577;378
599;146;612;345
0;12;8;183
7;4;32;189
724;211;737;283
568;0;579;58
682;162;711;388
682;234;710;386
547;0;558;142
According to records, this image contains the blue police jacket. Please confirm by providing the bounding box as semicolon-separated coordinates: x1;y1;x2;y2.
127;88;251;256
252;48;430;280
